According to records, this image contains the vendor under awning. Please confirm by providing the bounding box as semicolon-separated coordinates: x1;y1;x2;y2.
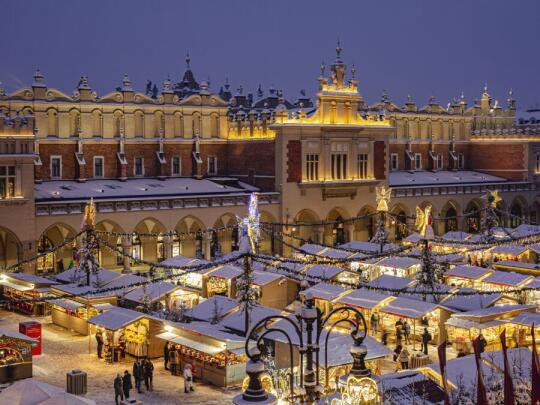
204;265;243;298
300;282;349;317
0;273;58;316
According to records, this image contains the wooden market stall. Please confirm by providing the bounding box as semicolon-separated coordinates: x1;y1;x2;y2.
88;306;166;360
505;312;540;347
187;295;239;323
366;274;416;291
203;265;243;298
157;321;247;387
445;304;537;353
493;260;540;276
299;282;349;317
441;288;504;312
372;257;421;278
251;271;289;309
0;273;58;316
332;288;393;329
123;281;200;312
0;329;36;383
444;265;493;289
303;264;360;285
481;270;535;303
487;245;531;263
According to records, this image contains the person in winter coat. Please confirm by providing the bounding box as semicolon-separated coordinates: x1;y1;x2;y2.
122;370;132;399
421;328;432;355
114;374;124;405
183;363;194;393
370;312;379;335
144;358;154;391
133;360;143;393
393;344;402;362
381;328;389;346
164;342;170;370
398;346;410;369
477;333;488;353
169;348;177;375
96;331;104;359
403;320;411;344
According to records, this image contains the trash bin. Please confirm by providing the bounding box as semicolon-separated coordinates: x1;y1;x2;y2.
66;369;87;395
121;399;142;405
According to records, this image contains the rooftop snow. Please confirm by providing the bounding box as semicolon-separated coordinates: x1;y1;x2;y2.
389;170;507;187
123;281;179;304
35;177;258;202
335;288;392;309
427;354;496;390
251;270;283;286
446;265;492;279
441;288;502;312
482;270;533;286
489;245;528;255
380;297;439;319
493;260;540;272
452;304;536;319
187;296;239;322
209;265;243;280
5;272;58;285
300;282;348;302
55;267;121;285
172;321;245;345
160;256;210;270
376;256;421;269
221;304;282;333
88;307;151;330
338;241;398;253
482;348;536;380
441;231;471;242
507;311;540;327
366;274;415;290
304;265;344;280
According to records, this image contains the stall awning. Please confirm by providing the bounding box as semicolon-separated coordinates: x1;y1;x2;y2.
50;299;84;311
92;303;116;311
156;332;224;355
0;279;32;292
380;297;439;319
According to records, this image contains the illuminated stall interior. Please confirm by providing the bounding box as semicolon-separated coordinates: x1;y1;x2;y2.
332;288;393;328
299;282;348;317
444;265;493;288
203;265;242;298
0;330;36;383
123;281;199;311
371;257;421;278
0;273;58;315
492;260;540;276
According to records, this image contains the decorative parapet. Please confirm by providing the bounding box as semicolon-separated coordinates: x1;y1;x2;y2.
391;181;535;198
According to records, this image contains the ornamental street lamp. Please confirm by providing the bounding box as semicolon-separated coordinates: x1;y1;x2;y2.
233;293;375;405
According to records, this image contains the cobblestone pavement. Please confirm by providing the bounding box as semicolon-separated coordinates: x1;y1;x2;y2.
0;310;240;404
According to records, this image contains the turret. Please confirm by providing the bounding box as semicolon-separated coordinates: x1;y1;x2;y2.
32;69;47;99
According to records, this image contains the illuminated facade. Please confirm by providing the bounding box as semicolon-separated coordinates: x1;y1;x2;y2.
0;45;539;272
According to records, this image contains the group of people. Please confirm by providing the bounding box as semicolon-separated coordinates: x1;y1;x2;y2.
164;342;195;394
112;358;154;405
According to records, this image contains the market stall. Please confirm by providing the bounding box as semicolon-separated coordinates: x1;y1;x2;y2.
366;274;416;291
372;257;421;278
0;329;36;383
123;281;199;312
505;312;540;347
187;295;239;322
332;288;393;328
203;265;243;298
303;264;358;284
220;304;283;335
0;273;58;316
492;260;540;276
251;271;289;309
481;270;534;302
299;282;349;317
441;288;504;312
88;307;165;360
157;321;247;387
444;265;493;288
487;245;531;263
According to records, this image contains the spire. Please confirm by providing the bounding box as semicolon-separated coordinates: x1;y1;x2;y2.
33;68;46;87
122;74;132;91
186;51;191;69
162;76;173;94
77;76;90;90
320;59;325;76
507;88;516;110
335;38;343;62
256;84;263;99
351;64;356;80
0;81;5;97
381;89;389;103
483;83;489;96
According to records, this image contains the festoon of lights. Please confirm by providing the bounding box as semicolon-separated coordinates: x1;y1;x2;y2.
370;185;392;254
481;189;503;243
78;198;101;287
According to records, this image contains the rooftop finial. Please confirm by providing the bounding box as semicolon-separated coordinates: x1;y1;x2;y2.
33;68;45;87
407;94;412;103
351;64;356;79
336;38;342;60
483;83;489;95
186;51;191;69
122;74;132;91
320;59;325;76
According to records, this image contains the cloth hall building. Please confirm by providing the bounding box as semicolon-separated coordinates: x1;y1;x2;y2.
0;46;539;274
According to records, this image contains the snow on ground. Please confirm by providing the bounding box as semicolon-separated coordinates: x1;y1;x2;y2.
0;310;239;405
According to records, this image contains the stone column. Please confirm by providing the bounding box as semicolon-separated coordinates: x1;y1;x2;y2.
121;236;132;274
315;225;325;245
203;233;212;261
164;235;173;259
344;223;354;243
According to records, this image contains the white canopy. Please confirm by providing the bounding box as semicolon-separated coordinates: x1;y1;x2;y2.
0;379;95;405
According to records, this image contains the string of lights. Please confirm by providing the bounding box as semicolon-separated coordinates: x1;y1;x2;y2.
259;211;380;228
93;225;239;240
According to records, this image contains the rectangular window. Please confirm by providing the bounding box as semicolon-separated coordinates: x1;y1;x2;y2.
331;153;348;180
357;153;369;179
535;154;540;173
390;153;398;171
0;165;16;199
414;153;422;170
208;156;217;175
305;154;319;181
51;156;62;179
172;156;181;176
458;153;465;170
134;157;144;176
436;154;444;170
93;156;104;178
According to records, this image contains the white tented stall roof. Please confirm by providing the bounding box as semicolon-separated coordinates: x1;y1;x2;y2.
334;288;392;309
482;271;533;286
366;275;415;290
208;265;243;280
123;281;179;304
50;299;84;311
251;270;283;286
300;282;348;302
380;297;440;319
187;295;239;322
298;243;325;255
88;307;150;330
507;311;540;327
304;265;343;280
376;257;421;270
446;265;492;280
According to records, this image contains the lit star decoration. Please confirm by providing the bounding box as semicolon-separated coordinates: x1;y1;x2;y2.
375;185;391;212
415;205;434;240
484;189;502;207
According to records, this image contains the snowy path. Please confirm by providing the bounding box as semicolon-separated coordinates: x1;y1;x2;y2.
0;310;240;404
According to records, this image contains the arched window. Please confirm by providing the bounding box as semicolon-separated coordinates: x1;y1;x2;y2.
113;111;124;137
134;111;145;137
395;211;407;240
510;204;523;228
445;207;458;233
47;109;58;136
174;113;184;138
92;110;102;137
211;113;219;137
332;216;346;246
69;110;81;136
465;204;480;233
192;113;201;137
154;111;164;137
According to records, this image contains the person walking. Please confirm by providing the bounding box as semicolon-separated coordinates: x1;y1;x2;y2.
421;328;432;355
95;331;104;359
370;312;379;335
183;363;194;393
403;320;411;345
144;358;154;391
164;342;170;370
169;347;177;375
133;360;143;393
398;346;410;370
122;370;132;400
477;333;488;353
381;328;389;346
114;373;124;405
396;327;403;347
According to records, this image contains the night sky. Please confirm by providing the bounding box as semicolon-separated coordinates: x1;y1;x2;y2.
2;0;539;114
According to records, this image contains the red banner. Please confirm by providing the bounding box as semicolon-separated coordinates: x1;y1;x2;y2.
532;324;540;405
473;336;488;405
437;341;450;405
500;329;515;405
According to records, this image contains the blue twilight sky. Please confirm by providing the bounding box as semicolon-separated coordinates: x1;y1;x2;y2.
1;0;539;114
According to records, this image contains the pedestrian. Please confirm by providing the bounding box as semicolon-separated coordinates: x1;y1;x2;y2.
398;346;410;370
144;358;154;391
164;341;170;370
421;328;432;355
456;348;467;358
133;360;143;393
381;328;389;346
183;363;194;393
370;312;379;335
118;333;126;359
477;333;488;353
122;370;132;400
395;318;404;328
169;347;177;375
95;331;104;359
396;327;403;347
403;320;411;345
393;344;402;362
114;373;124;405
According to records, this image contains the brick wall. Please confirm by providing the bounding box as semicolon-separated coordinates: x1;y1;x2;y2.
287;140;301;183
469;143;526;181
374;141;386;180
37;144;77;180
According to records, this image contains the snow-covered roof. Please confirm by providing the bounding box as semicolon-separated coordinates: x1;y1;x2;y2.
380;297;440;319
511;224;540;238
298;243;324;255
334;288;392;309
304;264;344;280
493;260;540;272
160;255;210;270
0;329;38;343
366;274;415;290
251;270;283;286
338;241;398;253
155;331;224;355
168;321;246;349
482;348;536;380
489;245;528;255
316;334;392;366
35;177;258;202
123;281;179;304
55;267;121;285
208;265;243;280
445;317;505;330
376;256;421;269
507;311;540;327
103;274;147;290
5;272;58;286
221;304;282;333
404;233;421;243
482;270;533;286
446;265;492;280
426;354;496;390
317;247;351;259
441;231;471;242
50;298;84;311
300;282;348;302
377;371;445;405
389;170;507;187
52;283;118;299
403;283;457;304
452;304;536;320
187;296;239;322
526;276;540;288
88;307;152;330
441;288;502;312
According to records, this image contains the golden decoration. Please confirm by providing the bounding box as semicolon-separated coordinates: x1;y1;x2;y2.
415;205;434;239
375;185;391;212
81;198;96;229
484;189;502;208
